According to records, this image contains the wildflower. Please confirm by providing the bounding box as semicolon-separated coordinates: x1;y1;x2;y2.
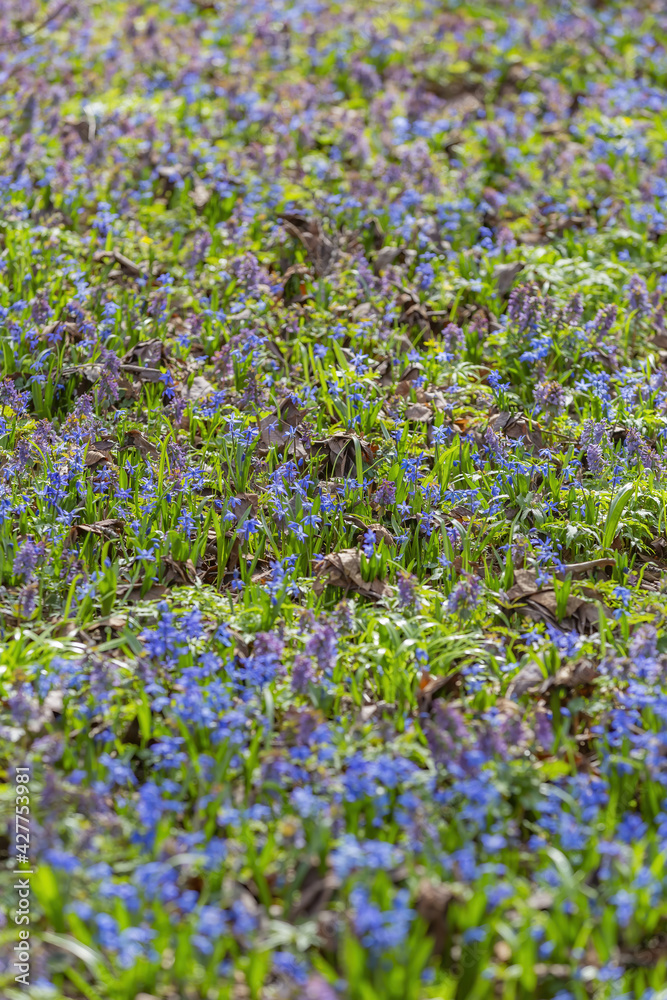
610;889;635;927
292;653;315;693
273;951;309;984
624;274;651;317
397;572;419;609
375;479;396;506
488;370;511;394
586;443;605;476
97;348;121;403
534;379;565;415
304;622;337;672
18;583;38;619
330;835;404;879
588;303;617;338
350;886;415;954
448;573;481;615
13;537;43;581
507;282;543;332
442;322;463;353
362;528;376;557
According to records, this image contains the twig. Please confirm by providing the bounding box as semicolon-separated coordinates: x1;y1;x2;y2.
0;1;71;49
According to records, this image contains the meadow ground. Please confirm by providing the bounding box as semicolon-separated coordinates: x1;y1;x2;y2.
2;2;667;998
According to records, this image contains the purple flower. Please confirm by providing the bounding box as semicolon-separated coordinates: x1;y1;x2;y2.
0;377;30;415
448;574;481;615
442;323;463;353
508;282;543;333
13;537;43;581
425;702;469;769
304;976;339;1000
292;653;315;693
588;304;617;338
534;710;553;748
534;379;565;414
304;623;337;672
375;479;396;507
18;583;38;619
586;443;605;476
397;572;419;609
624;274;651;317
98;348;121;403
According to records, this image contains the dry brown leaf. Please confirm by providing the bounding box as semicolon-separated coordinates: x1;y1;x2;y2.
313;548;390;600
494;261;524;295
504;569;611;633
69;518;124;543
123;338;167;369
405;402;432;422
84;449;111;468
93;249;145;277
258;397;307;457
117;582;168;603
508;658;598;699
279;212;335;276
312;434;371;477
416;670;463;713
506;662;546;699
163;557;198;587
122;430;160;460
180;375;215;403
289;872;340;919
490;411;544;452
373;245;404;273
398;362;424;383
414;878;459;957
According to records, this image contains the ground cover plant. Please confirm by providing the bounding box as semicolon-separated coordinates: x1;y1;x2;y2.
4;0;667;997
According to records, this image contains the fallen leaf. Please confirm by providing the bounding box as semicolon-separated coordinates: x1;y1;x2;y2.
121;364;164;384
417;669;463;713
397;362;424;383
405;402;432;422
64;115;96;142
507;658;598;699
313;548;390;600
163;557;198;587
258;397;305;454
414;878;459;957
503;569;611;633
122;430;160;460
84;449;110;468
506;661;546;699
494;261;524;295
289;872;340;919
180;375;215;403
233;493;259;521
117;583;168;603
312;434;371;477
122;338;166;369
279;212;335;276
542;658;598;692
93;249;145;277
373;245;404;273
490;411;544;452
190;182;211;209
69;519;124;542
